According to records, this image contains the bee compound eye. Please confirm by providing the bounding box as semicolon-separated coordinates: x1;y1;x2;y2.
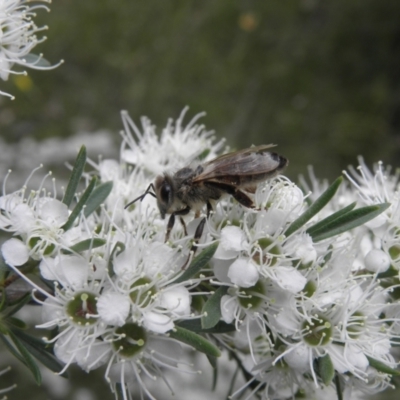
160;183;172;204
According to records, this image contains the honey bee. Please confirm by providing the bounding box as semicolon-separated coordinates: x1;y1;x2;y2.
126;145;288;243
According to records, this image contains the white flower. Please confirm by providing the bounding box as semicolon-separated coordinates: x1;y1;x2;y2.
120;107;225;176
0;0;62;98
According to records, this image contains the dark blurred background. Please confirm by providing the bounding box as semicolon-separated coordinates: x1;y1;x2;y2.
1;1;400;399
1;0;400;180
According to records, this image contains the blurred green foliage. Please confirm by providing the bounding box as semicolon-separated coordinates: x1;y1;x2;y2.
1;0;399;179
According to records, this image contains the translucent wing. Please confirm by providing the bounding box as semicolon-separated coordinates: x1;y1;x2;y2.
192;144;287;187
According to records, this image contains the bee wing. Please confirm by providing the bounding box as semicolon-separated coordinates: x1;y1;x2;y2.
192;144;287;187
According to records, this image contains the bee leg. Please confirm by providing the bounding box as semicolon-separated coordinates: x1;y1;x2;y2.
179;217;188;236
205;182;255;209
182;217;206;270
206;201;213;217
231;190;255;208
165;206;191;242
165;213;176;242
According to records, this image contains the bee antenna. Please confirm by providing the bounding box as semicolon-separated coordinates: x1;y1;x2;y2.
125;183;156;209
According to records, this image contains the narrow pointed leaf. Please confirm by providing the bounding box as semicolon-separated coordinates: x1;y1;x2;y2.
0;334;26;363
285;176;343;237
176;319;235;334
61;177;96;231
169;326;221;357
207;354;218;370
6;317;27;330
173;242;219;284
366;355;400;375
311;203;390;242
62;146;86;207
83;181;113;217
63;238;106;254
201;286;228;329
11;329;66;376
334;374;343;400
8;330;42;384
306;202;357;236
318;354;335;385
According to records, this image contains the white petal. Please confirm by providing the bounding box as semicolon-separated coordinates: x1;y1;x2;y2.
144;242;175;275
284;344;310;371
215;226;247;260
228;258;259;288
364;249;390;273
273;266;306;293
59;255;89;289
160;286;191;316
212;258;232;283
75;341;111;371
54;331;79;364
97;292;130;326
220;295;236;324
113;247;138;277
37;199;69;226
41;298;63;326
142;311;174;333
263;209;287;235
1;238;29;266
39;257;64;281
10;204;35;233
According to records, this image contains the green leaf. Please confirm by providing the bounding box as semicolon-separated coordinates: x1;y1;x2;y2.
311;203;390;242
11;329;66;376
61;177;97;231
285;176;343;237
62;146;87;207
169;326;221;358
306;202;357;236
0;287;6;312
318;354;335;385
176;319;235;334
83;181;113;217
8;330;42;385
6;317;27;330
207;354;218;370
173;242;219;284
366;355;400;375
63;238;106;254
334;374;343;400
0;333;26;363
201;286;228;329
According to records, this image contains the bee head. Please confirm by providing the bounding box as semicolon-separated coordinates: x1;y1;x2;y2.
154;174;174;219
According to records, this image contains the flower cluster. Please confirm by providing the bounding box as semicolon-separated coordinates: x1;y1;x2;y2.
0;0;62;98
1;110;400;400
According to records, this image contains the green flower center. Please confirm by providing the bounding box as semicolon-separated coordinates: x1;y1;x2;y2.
238;280;265;309
302;315;332;346
130;277;157;307
66;292;98;326
113;323;147;358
